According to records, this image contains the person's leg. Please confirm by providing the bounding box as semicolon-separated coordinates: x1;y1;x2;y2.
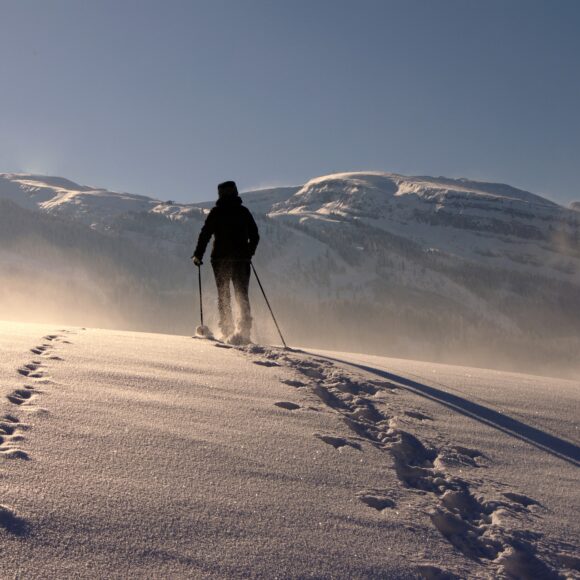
232;261;252;338
212;260;234;337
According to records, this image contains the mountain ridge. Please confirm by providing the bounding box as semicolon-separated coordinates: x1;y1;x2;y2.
0;170;569;209
1;170;579;377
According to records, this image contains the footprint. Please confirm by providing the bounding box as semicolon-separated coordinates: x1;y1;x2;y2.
17;364;45;379
0;404;32;460
404;410;432;421
357;492;395;511
314;434;361;450
0;415;28;436
6;389;34;405
17;368;34;378
281;379;307;388
0;415;29;458
434;446;486;469
0;414;23;427
496;544;561;579
0;505;30;535
430;509;472;545
297;366;325;380
312;384;349;411
0;449;30;460
0;422;17;435
330;378;378;396
31;345;53;357
502;492;539;508
274;402;300;411
416;565;460;579
453;446;484;459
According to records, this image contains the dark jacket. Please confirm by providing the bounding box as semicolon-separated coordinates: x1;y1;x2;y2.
193;196;259;261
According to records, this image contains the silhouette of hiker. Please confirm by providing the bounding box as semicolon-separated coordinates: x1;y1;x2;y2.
192;181;259;342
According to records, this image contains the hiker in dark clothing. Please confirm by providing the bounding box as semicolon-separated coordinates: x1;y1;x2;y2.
192;181;259;342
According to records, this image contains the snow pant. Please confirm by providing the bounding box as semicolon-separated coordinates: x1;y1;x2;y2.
211;259;252;337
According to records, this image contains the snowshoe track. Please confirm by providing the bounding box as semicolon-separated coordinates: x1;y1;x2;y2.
2;329;79;534
3;331;74;458
238;344;577;579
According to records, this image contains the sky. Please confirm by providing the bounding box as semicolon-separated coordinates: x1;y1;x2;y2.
0;0;579;205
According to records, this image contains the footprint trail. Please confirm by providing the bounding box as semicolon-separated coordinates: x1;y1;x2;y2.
3;333;70;456
234;343;578;579
2;329;78;531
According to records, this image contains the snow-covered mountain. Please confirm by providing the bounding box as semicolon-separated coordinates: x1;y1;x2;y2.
1;171;579;377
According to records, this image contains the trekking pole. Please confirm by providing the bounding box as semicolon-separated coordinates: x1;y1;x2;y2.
251;262;288;349
197;264;204;329
195;264;211;337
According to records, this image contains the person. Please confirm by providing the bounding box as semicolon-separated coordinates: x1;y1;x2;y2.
191;181;259;343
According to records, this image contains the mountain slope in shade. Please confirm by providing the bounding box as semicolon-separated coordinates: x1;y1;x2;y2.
0;321;578;578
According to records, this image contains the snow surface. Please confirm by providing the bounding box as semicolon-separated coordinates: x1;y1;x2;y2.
1;321;578;578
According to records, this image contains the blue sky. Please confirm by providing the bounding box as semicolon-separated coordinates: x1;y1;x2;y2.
1;0;579;204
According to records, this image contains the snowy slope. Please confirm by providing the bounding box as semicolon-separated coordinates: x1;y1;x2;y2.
0;321;578;578
0;173;160;225
270;171;561;223
270;172;579;283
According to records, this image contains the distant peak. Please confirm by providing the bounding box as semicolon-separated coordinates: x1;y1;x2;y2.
271;171;562;218
1;173;92;192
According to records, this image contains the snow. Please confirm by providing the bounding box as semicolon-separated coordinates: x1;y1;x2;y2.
271;171;561;218
0;173;160;226
1;320;578;578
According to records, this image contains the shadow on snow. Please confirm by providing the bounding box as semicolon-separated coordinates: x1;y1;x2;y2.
314;354;580;468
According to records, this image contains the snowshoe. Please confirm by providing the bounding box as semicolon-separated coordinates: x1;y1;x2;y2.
226;332;252;346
